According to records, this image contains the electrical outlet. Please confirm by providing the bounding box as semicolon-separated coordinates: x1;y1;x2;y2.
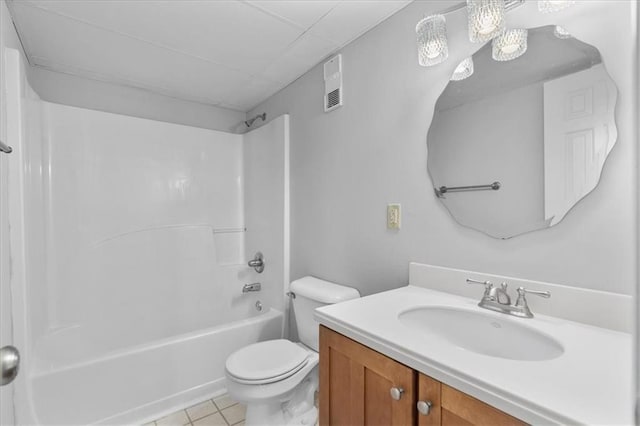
387;204;401;230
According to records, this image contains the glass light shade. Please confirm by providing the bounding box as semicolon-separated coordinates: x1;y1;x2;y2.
451;57;474;81
553;25;572;39
538;0;575;13
416;15;448;66
467;0;506;43
492;29;528;61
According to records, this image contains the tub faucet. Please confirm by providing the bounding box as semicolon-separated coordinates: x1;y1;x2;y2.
243;282;261;293
466;278;550;318
248;252;265;273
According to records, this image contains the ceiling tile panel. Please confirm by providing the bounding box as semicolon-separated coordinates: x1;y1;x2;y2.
260;32;339;85
11;2;249;104
309;0;412;46
9;0;414;111
22;0;304;73
219;76;283;111
246;0;339;28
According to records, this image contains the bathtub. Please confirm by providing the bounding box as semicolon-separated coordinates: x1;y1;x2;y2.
23;308;284;425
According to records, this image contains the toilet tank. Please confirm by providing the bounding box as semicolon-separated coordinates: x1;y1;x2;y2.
290;276;360;351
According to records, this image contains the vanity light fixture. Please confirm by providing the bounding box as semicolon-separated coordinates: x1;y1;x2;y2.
451;57;474;81
467;0;506;43
492;28;528;61
553;25;572;39
416;15;448;67
538;0;575;13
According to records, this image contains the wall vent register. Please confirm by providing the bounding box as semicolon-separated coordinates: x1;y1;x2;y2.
324;54;343;112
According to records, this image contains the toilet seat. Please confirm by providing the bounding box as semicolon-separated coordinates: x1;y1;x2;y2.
226;339;311;385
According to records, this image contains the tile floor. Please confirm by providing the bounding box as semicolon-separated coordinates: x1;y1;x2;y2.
143;394;246;426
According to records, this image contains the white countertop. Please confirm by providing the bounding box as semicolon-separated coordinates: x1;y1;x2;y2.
315;285;634;425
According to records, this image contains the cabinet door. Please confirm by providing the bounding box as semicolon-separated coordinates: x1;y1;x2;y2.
319;326;416;426
441;384;527;426
417;374;441;426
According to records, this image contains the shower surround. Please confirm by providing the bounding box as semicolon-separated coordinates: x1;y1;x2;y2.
5;48;289;425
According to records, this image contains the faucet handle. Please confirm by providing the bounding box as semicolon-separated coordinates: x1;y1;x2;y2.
515;287;550;318
516;287;551;300
466;278;493;297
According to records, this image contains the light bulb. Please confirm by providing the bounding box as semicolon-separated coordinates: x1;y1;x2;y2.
500;43;520;54
416;15;448;66
467;0;506;43
492;29;528;61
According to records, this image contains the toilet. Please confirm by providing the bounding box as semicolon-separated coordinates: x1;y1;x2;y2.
224;276;360;426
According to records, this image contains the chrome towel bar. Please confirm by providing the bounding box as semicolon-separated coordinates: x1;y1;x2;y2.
435;181;500;198
0;139;12;154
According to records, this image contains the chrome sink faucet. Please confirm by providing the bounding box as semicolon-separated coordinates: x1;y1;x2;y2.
466;278;550;318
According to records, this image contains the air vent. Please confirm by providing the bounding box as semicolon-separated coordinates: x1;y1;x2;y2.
324;55;343;112
326;89;341;110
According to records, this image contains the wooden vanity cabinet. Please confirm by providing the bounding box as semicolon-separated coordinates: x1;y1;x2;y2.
319;325;416;425
320;326;526;426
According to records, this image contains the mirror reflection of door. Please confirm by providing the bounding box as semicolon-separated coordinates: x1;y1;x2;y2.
543;64;617;225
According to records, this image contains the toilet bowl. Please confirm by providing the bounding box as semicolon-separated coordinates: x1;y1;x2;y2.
224;277;360;426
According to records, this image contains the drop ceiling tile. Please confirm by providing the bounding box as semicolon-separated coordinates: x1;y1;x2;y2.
20;0;304;73
219;76;282;111
11;2;250;104
246;0;339;29
309;0;412;46
260;32;339;85
9;0;416;111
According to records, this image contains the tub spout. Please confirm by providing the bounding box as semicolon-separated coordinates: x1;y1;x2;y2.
243;283;261;293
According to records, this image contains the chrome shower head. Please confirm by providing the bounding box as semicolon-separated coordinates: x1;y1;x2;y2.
244;113;266;127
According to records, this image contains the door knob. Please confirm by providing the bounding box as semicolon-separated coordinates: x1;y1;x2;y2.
417;400;433;415
390;387;404;401
1;345;20;386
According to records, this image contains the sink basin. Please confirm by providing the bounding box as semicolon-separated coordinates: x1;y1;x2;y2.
398;306;564;361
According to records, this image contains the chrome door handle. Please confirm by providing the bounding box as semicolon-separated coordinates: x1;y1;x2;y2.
417;400;433;415
1;345;20;386
390;386;404;401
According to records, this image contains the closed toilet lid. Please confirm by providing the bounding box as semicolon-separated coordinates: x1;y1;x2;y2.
226;339;310;384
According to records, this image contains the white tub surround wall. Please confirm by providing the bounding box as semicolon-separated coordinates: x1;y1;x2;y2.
40;102;250;367
4;45;291;424
315;263;634;424
248;0;638;298
242;115;290;330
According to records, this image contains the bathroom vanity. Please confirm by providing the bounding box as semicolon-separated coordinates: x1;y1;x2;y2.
319;326;525;425
315;264;633;425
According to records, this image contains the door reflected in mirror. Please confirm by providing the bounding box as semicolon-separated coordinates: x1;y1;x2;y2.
427;25;617;239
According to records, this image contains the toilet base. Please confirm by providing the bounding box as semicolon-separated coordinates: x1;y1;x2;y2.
244;367;318;426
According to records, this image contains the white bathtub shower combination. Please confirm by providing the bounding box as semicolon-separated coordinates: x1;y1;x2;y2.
4;49;290;425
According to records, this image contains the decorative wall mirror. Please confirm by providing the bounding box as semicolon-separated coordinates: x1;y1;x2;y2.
427;25;617;239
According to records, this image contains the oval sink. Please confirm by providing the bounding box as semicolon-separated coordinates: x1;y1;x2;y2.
398;306;564;361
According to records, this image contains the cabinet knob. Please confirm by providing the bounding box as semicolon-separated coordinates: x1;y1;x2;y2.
390;387;404;401
417;400;433;415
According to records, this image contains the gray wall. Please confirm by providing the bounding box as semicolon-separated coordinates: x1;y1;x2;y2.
249;0;638;296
